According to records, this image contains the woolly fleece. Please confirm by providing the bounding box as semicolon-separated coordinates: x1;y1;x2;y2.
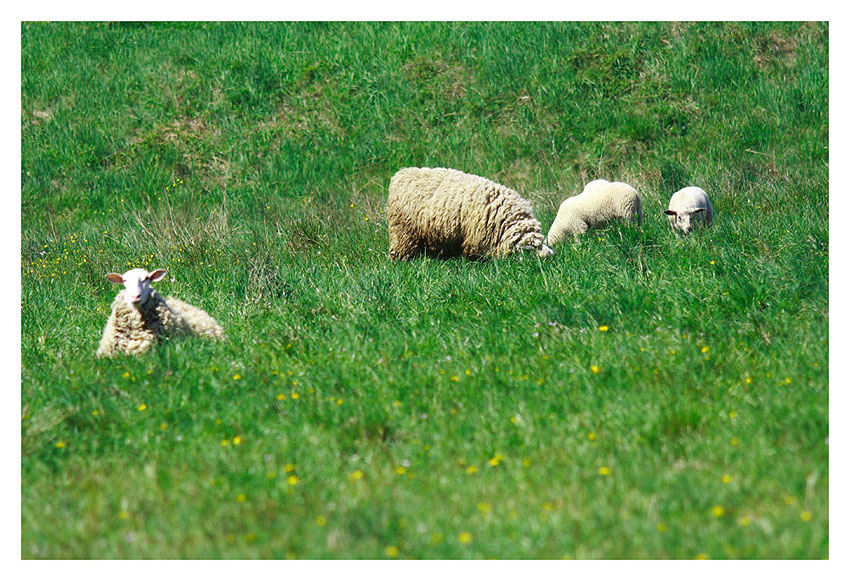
547;179;643;243
665;186;714;234
96;290;224;357
387;167;550;260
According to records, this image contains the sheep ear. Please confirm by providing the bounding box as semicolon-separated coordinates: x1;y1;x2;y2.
105;273;124;284
693;208;706;214
149;269;167;282
663;210;677;216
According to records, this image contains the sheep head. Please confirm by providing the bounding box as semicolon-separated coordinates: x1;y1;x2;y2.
536;243;554;258
105;268;167;307
515;231;554;258
664;208;706;234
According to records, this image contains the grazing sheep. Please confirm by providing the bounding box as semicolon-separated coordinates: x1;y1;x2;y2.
664;186;714;234
96;268;224;357
546;179;643;244
386;167;554;260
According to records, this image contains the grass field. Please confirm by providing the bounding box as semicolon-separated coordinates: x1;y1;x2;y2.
21;21;828;559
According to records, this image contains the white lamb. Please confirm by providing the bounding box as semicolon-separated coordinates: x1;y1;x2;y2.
664;186;714;234
96;268;224;357
546;179;643;244
386;167;554;260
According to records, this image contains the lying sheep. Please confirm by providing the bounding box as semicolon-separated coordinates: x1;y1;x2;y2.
664;186;714;234
96;268;224;357
386;167;554;260
546;179;643;244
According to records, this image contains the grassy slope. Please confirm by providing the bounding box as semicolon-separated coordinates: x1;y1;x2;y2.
21;22;828;558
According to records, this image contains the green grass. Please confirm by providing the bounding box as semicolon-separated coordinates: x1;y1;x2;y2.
21;21;828;559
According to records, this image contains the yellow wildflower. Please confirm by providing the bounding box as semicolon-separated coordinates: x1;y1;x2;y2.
712;505;725;517
284;464;296;473
458;532;473;544
800;511;813;522
349;469;364;481
236;493;247;502
598;325;609;332
396;466;407;475
232;374;241;380
598;466;611;476
721;474;732;484
315;515;326;526
384;545;399;558
287;475;299;485
466;466;478;475
477;502;491;514
137;404;147;412
588;432;597;440
591;365;600;374
232;436;242;445
54;441;66;449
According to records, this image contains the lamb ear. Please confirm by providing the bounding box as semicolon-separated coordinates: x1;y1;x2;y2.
149;269;167;282
693;208;706;214
105;273;124;284
663;210;677;216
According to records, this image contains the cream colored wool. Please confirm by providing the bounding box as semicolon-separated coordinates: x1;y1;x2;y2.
547;179;643;244
96;290;224;357
664;186;714;234
387;167;552;260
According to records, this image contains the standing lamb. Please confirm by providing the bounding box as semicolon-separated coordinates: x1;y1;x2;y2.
96;268;224;357
546;179;643;244
664;186;714;234
386;167;554;260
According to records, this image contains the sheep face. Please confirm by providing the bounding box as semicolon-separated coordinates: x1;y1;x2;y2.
536;243;555;258
664;208;706;234
515;232;554;258
106;268;167;307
